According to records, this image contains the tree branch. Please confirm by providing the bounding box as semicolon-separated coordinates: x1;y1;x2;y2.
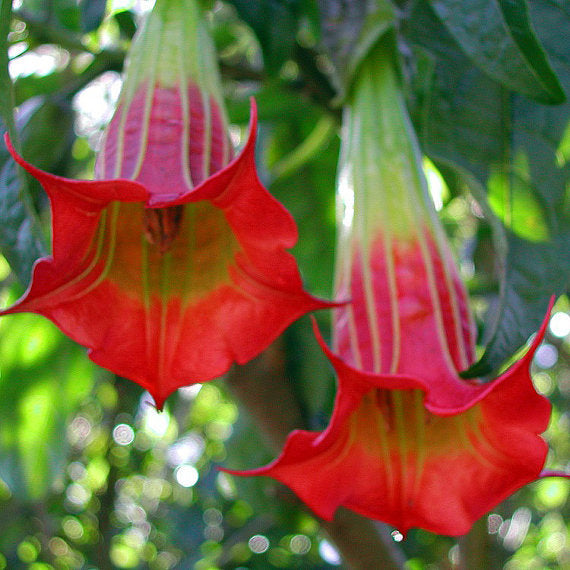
458;517;498;569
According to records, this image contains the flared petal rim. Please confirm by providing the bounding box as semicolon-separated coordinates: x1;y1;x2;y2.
223;304;557;535
1;100;335;408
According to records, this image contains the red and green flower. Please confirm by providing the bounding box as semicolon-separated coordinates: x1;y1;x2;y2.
225;39;563;536
2;0;331;408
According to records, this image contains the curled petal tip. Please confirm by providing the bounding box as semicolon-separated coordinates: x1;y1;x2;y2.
539;469;570;479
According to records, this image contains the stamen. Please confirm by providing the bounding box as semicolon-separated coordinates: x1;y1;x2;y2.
144;205;185;253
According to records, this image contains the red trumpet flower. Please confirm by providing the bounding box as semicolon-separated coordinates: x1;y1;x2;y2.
225;40;566;535
1;0;330;408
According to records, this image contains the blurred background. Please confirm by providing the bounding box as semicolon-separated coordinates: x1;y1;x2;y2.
0;0;568;568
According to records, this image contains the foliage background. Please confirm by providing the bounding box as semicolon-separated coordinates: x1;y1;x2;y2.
0;0;568;568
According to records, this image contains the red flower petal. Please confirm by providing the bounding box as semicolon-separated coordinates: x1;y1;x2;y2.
225;310;552;536
334;234;548;414
2;102;332;408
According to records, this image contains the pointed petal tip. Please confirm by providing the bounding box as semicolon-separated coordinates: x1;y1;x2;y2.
217;464;272;478
3;131;13;151
539;469;570;479
310;296;346;313
518;295;556;365
143;385;179;412
247;96;258;130
4;132;28;172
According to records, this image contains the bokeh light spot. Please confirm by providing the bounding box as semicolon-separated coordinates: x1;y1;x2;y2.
67;416;92;447
48;537;70;557
535;478;570;509
290;534;311;555
65;483;91;509
167;433;204;467
0;256;10;281
204;524;224;541
248;535;269;554
502;507;531;551
534;344;558;369
203;508;223;526
391;530;404;542
318;539;341;565
110;542;139;568
533;372;554;396
178;384;202;400
17;540;38;563
113;423;135;446
550;311;570;338
174;465;199;488
487;513;503;534
62;517;84;541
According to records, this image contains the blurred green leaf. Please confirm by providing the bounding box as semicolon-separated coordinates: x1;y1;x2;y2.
0;0;16;137
404;0;570;376
487;153;550;243
113;10;137;40
227;0;300;73
0;308;96;501
263;99;338;299
79;0;107;33
467;232;570;378
20;0;48;17
54;0;82;32
227;81;303;123
271;114;336;181
14;71;66;105
17;95;75;173
0;153;45;285
0;0;46;285
432;0;565;104
284;318;335;429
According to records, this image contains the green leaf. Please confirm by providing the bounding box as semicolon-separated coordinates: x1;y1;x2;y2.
431;0;565;104
263;98;338;299
0;0;46;285
227;0;300;73
319;0;396;101
403;0;570;376
487;152;550;243
18;95;75;173
54;0;82;32
227;81;304;123
113;10;137;40
0;158;45;285
465;233;568;378
79;0;107;33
